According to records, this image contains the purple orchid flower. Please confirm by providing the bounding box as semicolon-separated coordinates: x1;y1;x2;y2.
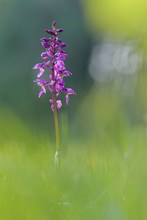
34;79;48;98
64;88;77;105
33;21;76;111
49;99;62;111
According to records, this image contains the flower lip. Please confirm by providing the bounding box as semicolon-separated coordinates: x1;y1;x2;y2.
50;99;62;111
39;88;46;98
37;68;45;78
56;100;62;109
65;95;69;105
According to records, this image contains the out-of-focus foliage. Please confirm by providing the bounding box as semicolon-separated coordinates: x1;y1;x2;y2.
0;109;147;220
81;0;147;130
82;0;147;40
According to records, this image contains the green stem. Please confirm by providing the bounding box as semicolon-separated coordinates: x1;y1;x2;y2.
52;89;61;174
52;90;60;152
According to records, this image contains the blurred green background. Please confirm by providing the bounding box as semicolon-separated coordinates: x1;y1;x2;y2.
0;0;147;219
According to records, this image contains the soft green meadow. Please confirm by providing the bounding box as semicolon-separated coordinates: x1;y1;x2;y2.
0;98;147;220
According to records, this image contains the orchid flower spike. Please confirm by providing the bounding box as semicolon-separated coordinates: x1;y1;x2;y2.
33;21;76;111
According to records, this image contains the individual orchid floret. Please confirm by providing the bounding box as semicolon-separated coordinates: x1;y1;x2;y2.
33;21;76;111
34;79;48;98
64;88;77;105
50;99;62;111
33;61;50;78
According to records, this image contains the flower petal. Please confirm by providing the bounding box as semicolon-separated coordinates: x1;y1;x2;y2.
33;63;42;69
39;87;46;98
37;68;45;78
65;88;77;95
60;43;67;48
41;42;49;48
52;21;56;28
50;99;62;111
54;60;65;71
45;29;55;35
41;52;48;59
56;100;62;109
56;28;63;33
40;37;50;42
65;95;69;105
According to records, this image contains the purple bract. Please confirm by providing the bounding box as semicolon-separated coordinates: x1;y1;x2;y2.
33;21;76;111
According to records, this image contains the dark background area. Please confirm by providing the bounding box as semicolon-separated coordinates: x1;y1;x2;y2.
0;0;93;129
